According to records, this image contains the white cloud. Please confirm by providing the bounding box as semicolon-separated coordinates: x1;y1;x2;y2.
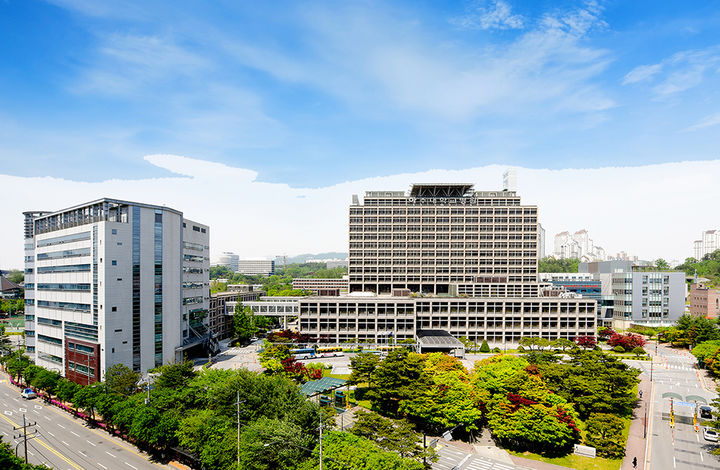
683;113;720;132
452;1;524;31
622;45;720;95
1;155;716;269
622;64;663;84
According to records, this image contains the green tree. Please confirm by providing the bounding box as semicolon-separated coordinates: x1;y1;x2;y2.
479;340;490;353
538;349;640;420
6;352;30;382
474;364;580;454
584;413;626;458
690;340;720;365
299;431;424;470
349;410;435;462
105;363;140;396
55;378;81;403
654;258;670;270
0;437;51;469
259;341;292;371
176;408;237;470
551;338;575;352
349;352;381;385
30;368;60;395
538;257;579;273
154;360;198;389
72;383;104;421
366;350;429;416
238;417;314;470
631;346;646;358
234;304;257;343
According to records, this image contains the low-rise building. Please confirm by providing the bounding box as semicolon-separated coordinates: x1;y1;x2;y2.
208;289;262;340
237;260;275;276
291;277;349;293
689;283;720;319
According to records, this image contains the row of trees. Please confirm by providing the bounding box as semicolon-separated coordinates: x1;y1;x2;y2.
3;354;421;470
349;348;639;458
0;299;24;314
210;263;347;297
676;249;720;286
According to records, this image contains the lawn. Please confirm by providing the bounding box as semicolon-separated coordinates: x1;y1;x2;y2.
1;316;25;329
509;451;622;470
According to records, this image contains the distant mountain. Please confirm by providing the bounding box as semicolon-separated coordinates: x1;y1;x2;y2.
279;252;348;264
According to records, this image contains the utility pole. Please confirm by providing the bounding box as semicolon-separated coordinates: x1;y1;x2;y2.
237;390;240;469
13;414;37;464
319;412;323;470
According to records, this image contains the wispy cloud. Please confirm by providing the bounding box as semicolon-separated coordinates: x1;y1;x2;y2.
622;64;663;84
452;1;524;31
622;44;720;95
683;113;720;132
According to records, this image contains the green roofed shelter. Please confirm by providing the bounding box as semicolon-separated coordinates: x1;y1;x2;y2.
300;377;347;397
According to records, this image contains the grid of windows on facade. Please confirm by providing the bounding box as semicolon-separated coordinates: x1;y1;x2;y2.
154;210;163;367
348;188;539;294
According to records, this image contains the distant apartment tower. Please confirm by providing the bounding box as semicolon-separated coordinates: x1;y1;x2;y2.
689;283;720;319
553;230;606;261
216;252;240;272
237;260;275;276
693;230;720;260
23;199;210;384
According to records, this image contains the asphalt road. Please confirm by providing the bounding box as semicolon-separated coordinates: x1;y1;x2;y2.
633;344;719;470
0;375;168;470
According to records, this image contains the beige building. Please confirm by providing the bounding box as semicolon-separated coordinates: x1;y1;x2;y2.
293;184;597;346
292;277;349;293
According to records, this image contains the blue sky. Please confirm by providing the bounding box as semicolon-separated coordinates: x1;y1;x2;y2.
1;0;719;187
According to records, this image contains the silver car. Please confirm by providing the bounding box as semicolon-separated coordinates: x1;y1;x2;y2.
703;427;718;442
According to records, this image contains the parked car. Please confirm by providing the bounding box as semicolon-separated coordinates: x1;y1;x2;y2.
703;427;718;442
700;405;713;420
21;388;36;400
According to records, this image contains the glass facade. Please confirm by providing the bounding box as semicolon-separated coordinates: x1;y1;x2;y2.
132;206;141;371
154;210;163;367
36;231;91;247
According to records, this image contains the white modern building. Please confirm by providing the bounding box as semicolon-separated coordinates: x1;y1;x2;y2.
579;260;685;328
23;199;210;384
215;252;240;272
237;260;275;276
553;229;606;261
693;230;720;260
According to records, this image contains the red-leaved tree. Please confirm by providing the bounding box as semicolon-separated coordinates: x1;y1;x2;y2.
574;335;598;349
607;333;645;350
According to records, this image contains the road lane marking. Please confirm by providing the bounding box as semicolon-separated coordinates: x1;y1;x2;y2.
124;463;138;469
106;451;116;458
673;456;676;468
97;464;107;470
700;452;704;462
62;440;70;446
32;409;40;414
28;450;35;456
44;416;51;421
86;440;96;447
48;431;55;437
57;423;66;429
71;431;81;437
0;410;85;470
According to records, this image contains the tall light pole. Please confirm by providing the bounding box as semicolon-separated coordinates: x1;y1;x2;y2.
319;411;323;470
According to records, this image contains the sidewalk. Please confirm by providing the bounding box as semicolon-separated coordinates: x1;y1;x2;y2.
621;368;651;470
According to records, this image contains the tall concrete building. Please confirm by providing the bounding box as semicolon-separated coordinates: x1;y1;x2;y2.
23;199;210;384
297;184;596;347
693;230;720;260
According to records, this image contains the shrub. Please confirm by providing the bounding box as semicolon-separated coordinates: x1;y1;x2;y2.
492;347;502;353
516;346;525;352
479;340;491;353
613;346;625;353
608;333;645;350
632;347;646;358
